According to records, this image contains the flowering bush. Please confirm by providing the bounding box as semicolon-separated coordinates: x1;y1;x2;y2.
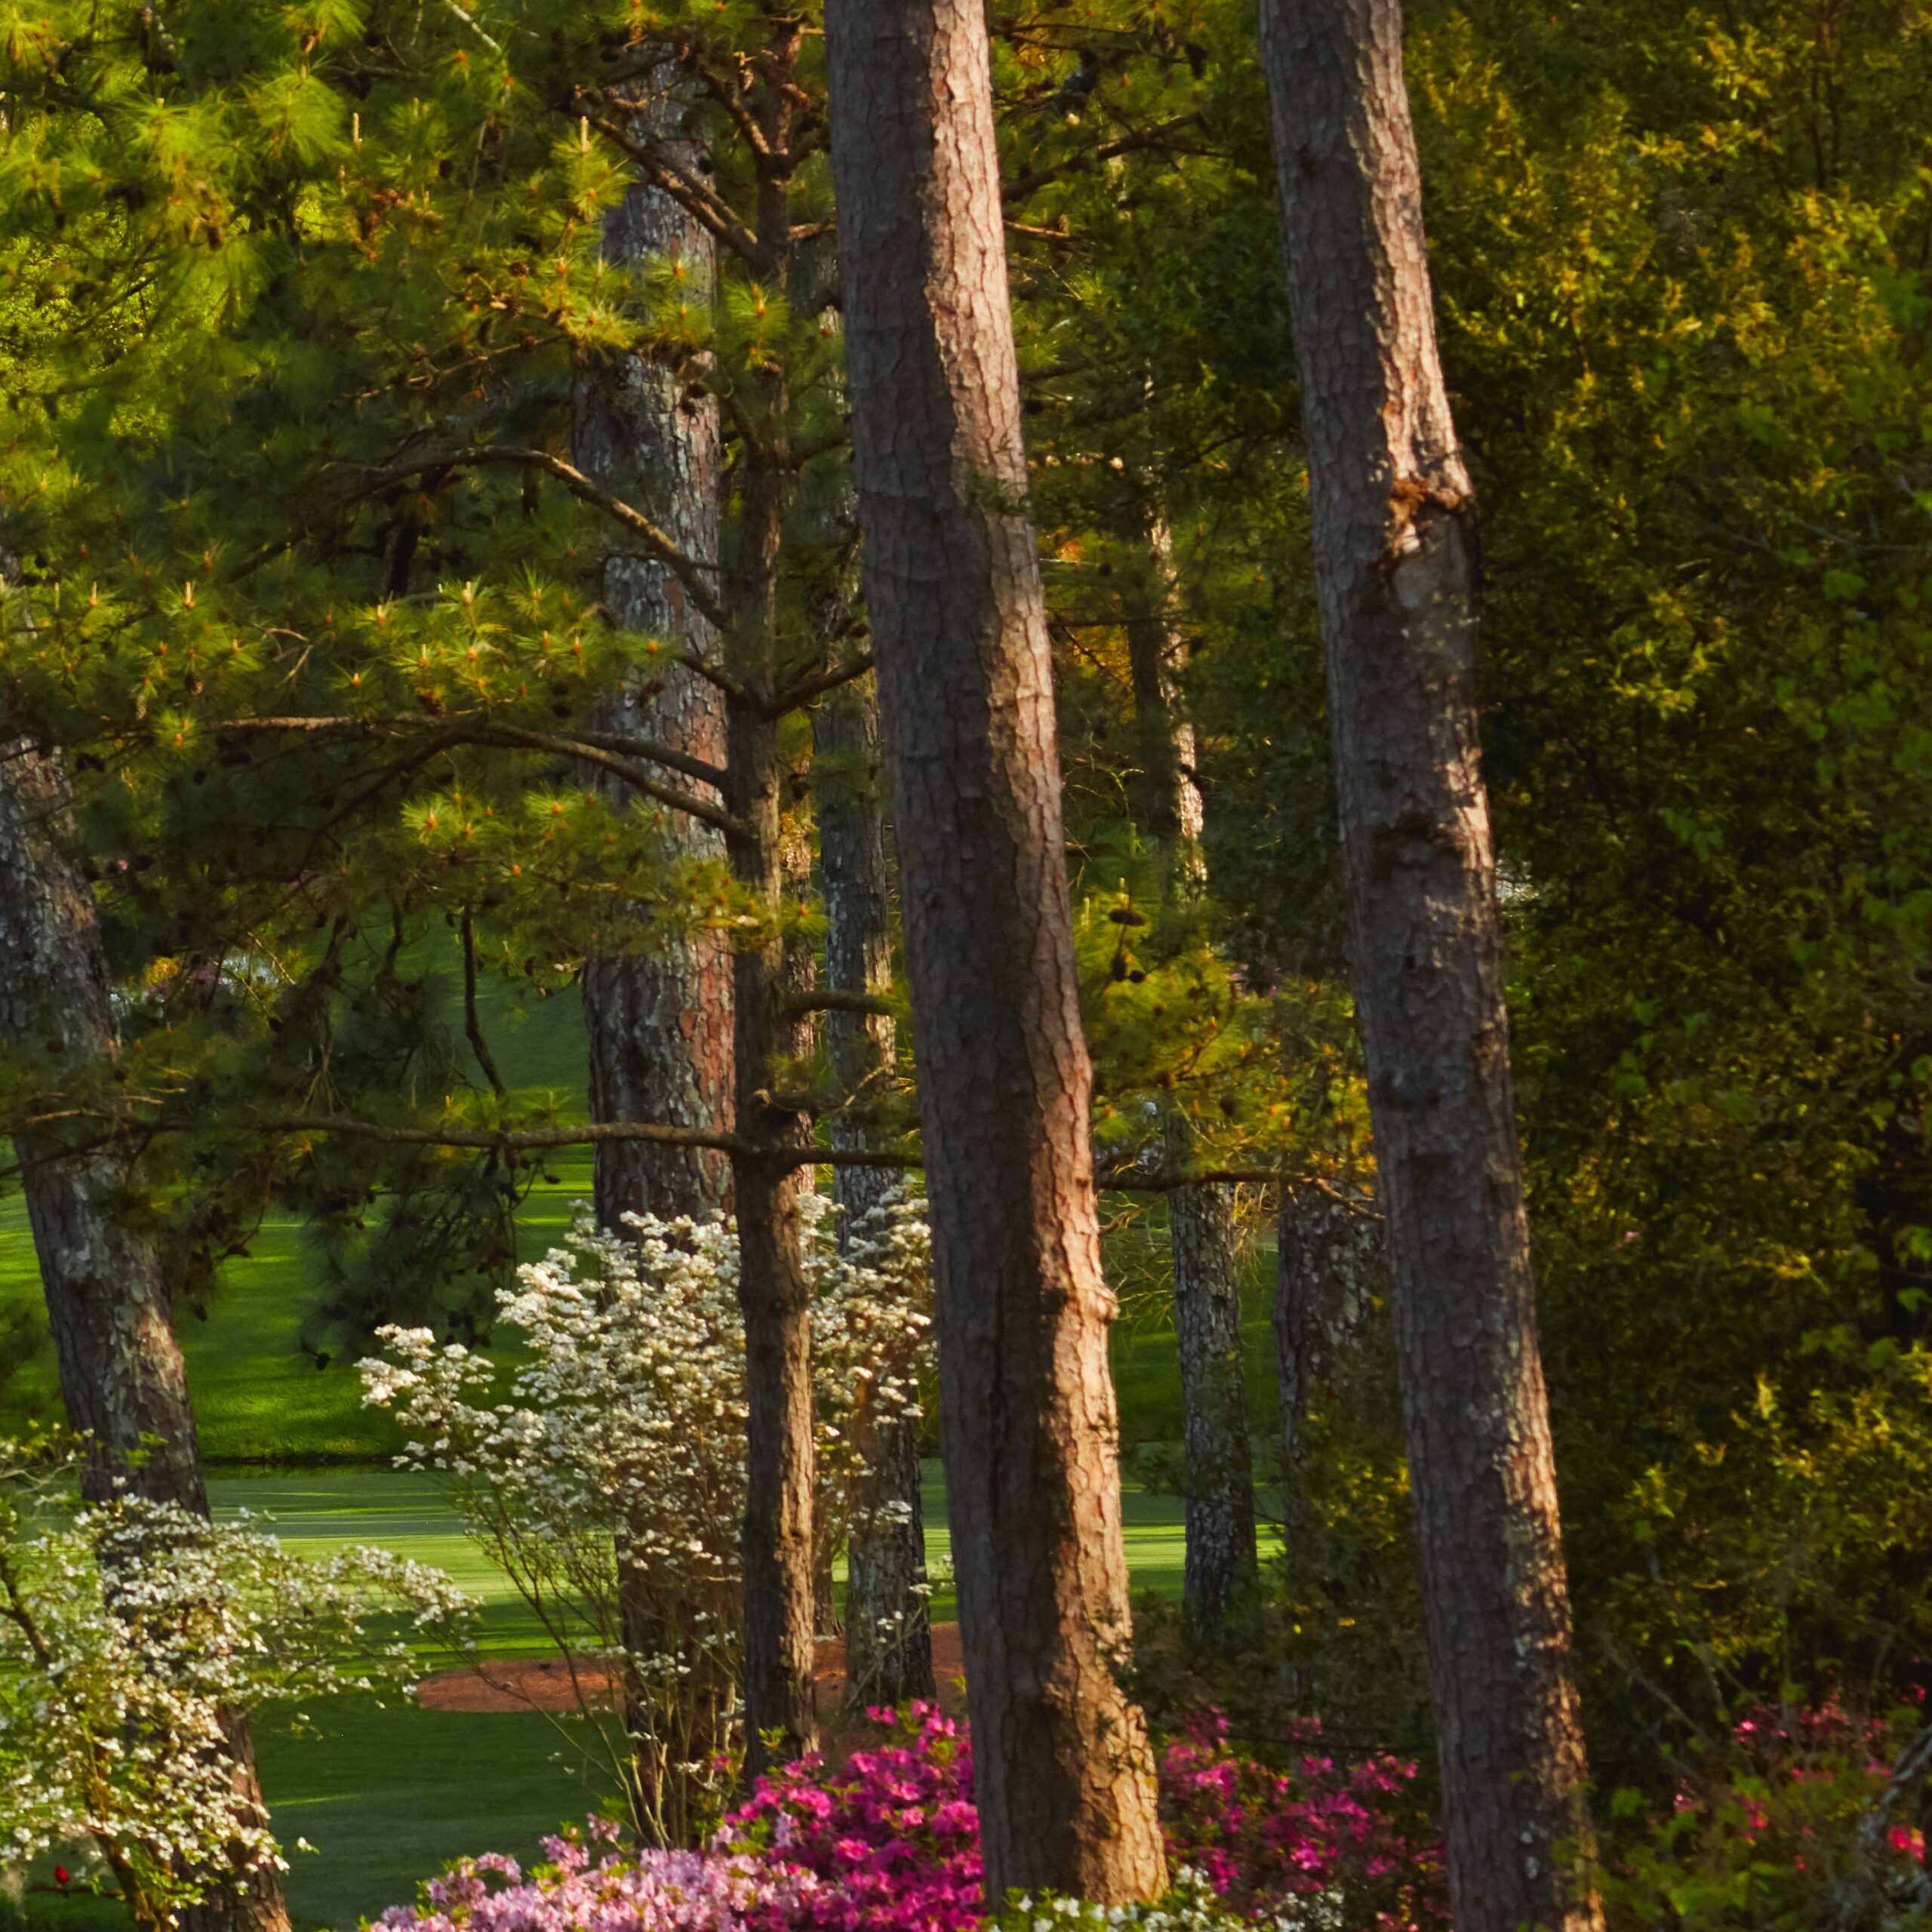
370;1820;825;1932
359;1193;933;1844
719;1705;982;1932
376;1706;1447;1932
1603;1700;1932;1931
715;1704;1444;1932
1155;1710;1447;1930
0;1434;469;1932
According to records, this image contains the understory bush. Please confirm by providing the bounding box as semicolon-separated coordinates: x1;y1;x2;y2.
0;1434;469;1932
377;1706;1448;1932
359;1194;933;1844
1602;1702;1932;1932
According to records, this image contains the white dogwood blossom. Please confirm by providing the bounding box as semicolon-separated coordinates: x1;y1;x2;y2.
358;1191;933;1844
0;1438;472;1932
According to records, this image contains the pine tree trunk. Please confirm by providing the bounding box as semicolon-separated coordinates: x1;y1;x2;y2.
1256;2;1602;1924
576;60;734;1232
1272;1183;1378;1524
728;671;819;1774
0;736;291;1932
1166;1123;1257;1634
723;35;820;1761
824;2;1167;1900
815;685;934;1708
575;69;734;1838
1128;525;1257;1635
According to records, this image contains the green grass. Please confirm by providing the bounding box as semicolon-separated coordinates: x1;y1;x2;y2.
2;963;1285;1929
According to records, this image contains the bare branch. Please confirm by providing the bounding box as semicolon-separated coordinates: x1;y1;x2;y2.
470;723;749;842
783;988;896;1020
581;107;766;267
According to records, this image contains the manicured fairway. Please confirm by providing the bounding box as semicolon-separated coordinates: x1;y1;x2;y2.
1;955;1286;1930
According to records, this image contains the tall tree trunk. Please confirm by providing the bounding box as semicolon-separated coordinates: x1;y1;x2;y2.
1256;3;1602;1927
576;60;734;1232
575;67;734;1841
725;20;819;1772
726;585;819;1774
0;735;291;1932
814;683;934;1707
824;2;1167;1901
1127;529;1257;1636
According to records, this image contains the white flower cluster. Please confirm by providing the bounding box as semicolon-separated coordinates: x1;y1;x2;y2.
1005;1874;1346;1932
358;1191;933;1840
0;1442;472;1931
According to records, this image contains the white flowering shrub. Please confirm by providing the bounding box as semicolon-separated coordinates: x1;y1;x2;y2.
0;1434;472;1932
358;1191;933;1846
994;1874;1347;1932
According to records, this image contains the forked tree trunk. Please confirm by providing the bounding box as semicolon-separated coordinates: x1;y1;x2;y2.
1127;530;1257;1636
824;1;1168;1900
576;62;734;1233
1256;2;1602;1925
814;684;934;1707
0;736;291;1932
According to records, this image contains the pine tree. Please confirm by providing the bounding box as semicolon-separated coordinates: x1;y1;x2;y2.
825;0;1167;1900
1257;0;1601;1922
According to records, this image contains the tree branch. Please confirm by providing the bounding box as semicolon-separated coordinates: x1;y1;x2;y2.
783;988;896;1019
470;724;749;842
210;715;730;794
349;448;731;634
1003;113;1208;207
771;650;873;714
580;106;767;268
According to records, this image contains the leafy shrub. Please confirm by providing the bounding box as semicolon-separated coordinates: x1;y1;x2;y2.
1603;1702;1932;1932
360;1194;933;1843
377;1707;1449;1932
0;1434;468;1932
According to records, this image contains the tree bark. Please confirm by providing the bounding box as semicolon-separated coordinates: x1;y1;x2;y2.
814;684;934;1708
575;67;735;1840
1165;1120;1257;1635
1272;1183;1377;1531
824;2;1168;1901
0;735;291;1932
1127;527;1257;1636
576;58;734;1232
723;19;819;1774
1255;2;1602;1926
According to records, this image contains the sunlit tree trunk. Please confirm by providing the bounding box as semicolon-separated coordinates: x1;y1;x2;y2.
576;60;734;1233
1257;0;1603;1924
825;0;1167;1900
574;66;736;1841
0;734;291;1932
814;682;934;1706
